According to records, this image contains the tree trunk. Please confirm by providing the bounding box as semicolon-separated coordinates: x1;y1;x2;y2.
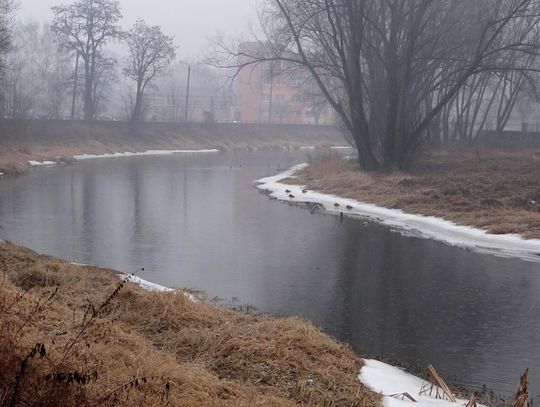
132;83;143;122
83;59;93;120
351;116;379;171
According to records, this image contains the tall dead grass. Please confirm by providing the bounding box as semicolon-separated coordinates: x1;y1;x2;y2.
291;150;540;239
0;241;379;406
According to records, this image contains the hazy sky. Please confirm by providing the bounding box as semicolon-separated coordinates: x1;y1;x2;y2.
18;0;260;59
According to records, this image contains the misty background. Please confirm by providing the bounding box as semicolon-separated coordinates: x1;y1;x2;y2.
19;0;258;58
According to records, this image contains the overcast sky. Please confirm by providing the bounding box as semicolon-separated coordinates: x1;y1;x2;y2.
18;0;260;59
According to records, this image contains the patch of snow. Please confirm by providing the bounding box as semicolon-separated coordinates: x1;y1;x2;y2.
330;146;354;149
69;262;197;301
120;274;173;292
359;359;483;407
299;146;316;150
29;160;57;166
73;149;219;160
256;164;540;262
184;291;199;302
119;274;198;302
70;262;90;267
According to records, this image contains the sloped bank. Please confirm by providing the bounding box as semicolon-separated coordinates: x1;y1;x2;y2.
1;240;486;406
0;119;346;174
0;240;379;406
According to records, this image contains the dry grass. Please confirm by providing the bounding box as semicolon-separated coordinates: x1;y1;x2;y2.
0;240;379;406
288;149;540;239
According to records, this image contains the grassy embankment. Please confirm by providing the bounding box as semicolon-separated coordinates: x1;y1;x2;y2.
0;240;379;406
286;149;540;239
0;120;345;175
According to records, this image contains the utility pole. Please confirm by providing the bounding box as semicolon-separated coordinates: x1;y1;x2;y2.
184;63;191;122
71;52;80;120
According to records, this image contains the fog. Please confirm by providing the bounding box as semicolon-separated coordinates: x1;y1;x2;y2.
18;0;258;57
2;0;540;403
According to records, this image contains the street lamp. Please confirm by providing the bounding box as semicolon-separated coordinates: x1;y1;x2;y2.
71;51;80;120
178;61;191;122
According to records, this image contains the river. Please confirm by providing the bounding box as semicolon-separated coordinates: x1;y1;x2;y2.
0;150;539;399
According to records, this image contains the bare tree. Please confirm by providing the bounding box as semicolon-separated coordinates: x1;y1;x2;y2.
0;0;17;116
123;19;175;122
92;53;117;117
218;0;540;171
51;0;122;120
302;78;328;125
0;0;15;77
2;21;74;119
166;81;182;122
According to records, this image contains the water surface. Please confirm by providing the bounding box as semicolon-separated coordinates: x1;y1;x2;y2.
0;150;539;398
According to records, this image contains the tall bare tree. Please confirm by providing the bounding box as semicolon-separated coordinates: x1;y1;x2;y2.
123;19;175;122
221;0;540;170
51;0;122;120
0;0;15;76
92;52;117;117
0;0;16;115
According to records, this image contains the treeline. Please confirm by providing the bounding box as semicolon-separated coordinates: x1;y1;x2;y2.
223;0;540;170
0;0;175;122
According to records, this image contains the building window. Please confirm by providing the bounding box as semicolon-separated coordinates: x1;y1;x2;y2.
261;94;271;102
262;62;272;73
275;77;287;86
276;94;285;103
262;76;272;85
291;94;302;103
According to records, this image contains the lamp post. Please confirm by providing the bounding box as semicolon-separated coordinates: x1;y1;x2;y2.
71;51;80;120
179;61;191;122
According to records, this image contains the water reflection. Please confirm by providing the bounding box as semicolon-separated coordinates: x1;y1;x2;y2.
0;150;538;397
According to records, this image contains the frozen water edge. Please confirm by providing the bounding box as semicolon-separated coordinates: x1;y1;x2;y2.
119;274;198;302
29;160;58;166
28;149;219;167
69;262;196;301
120;274;174;292
74;149;219;160
256;164;540;262
359;359;484;407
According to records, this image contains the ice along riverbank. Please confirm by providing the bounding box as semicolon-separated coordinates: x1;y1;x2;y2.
256;164;540;262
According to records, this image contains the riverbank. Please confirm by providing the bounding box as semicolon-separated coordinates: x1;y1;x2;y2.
257;150;540;260
0;119;346;175
0;240;379;406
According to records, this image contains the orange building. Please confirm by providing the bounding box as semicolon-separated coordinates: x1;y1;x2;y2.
232;43;335;125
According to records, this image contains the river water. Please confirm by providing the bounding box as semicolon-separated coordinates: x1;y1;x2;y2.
0;150;539;398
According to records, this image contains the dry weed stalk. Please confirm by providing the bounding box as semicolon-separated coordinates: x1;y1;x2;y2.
0;241;381;406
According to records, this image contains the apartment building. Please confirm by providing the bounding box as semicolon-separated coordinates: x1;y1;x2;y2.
232;42;335;125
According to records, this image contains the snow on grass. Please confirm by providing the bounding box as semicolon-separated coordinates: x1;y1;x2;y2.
74;149;219;160
119;273;198;302
121;274;174;292
359;359;482;407
70;262;91;267
29;160;58;166
256;164;540;262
